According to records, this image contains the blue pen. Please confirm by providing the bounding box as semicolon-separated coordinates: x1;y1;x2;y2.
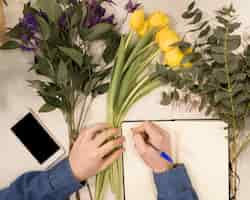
148;143;174;164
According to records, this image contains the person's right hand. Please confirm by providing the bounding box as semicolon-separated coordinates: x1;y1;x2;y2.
132;121;173;173
69;123;125;182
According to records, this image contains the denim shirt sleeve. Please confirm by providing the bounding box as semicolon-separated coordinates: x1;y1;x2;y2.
0;159;83;200
153;164;198;200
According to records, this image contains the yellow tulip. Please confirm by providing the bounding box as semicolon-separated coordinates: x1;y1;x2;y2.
184;47;193;55
149;11;169;28
130;9;145;32
156;27;180;52
164;47;184;68
164;47;192;68
137;20;150;36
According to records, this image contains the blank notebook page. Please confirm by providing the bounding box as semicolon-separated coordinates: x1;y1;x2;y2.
122;120;229;200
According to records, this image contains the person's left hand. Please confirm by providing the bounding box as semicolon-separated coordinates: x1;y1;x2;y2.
69;123;125;181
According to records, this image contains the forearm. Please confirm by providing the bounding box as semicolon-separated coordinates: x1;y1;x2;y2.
0;159;83;200
154;164;198;200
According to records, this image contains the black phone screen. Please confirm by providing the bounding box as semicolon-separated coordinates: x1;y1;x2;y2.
11;113;60;164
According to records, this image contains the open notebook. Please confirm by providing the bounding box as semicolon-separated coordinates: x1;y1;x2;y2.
122;120;229;200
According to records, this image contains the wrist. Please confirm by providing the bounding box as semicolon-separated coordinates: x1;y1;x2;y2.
69;157;83;182
153;163;174;174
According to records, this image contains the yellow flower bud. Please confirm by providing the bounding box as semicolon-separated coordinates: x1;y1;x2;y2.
149;11;169;28
156;27;180;52
137;20;150;37
164;47;184;68
130;9;145;32
164;47;192;68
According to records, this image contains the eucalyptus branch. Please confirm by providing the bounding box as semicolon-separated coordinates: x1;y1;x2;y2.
233;133;250;160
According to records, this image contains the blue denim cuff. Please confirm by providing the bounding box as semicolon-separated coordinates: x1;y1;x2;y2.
153;164;194;199
48;159;83;193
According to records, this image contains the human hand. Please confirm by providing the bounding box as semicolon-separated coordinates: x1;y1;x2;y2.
131;121;173;173
69;123;125;181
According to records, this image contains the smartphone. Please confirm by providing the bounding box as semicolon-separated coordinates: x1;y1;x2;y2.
11;112;65;168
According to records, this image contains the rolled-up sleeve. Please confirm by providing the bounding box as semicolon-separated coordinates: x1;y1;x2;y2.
153;164;198;200
0;159;84;200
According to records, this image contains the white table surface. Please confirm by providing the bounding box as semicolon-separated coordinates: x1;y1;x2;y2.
0;0;250;199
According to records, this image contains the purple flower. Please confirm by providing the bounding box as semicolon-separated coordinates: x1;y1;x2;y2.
125;0;141;13
103;0;116;5
85;0;108;27
58;14;67;28
21;13;38;32
101;14;115;24
20;33;40;52
20;45;34;51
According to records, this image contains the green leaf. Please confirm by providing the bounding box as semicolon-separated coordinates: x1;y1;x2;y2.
71;5;84;27
7;24;25;39
182;8;199;19
228;22;241;33
216;16;229;25
58;47;83;66
189;11;202;24
213;69;227;83
36;16;50;40
199;26;210;38
39;104;56;112
92;83;110;97
0;41;20;49
232;73;246;81
227;35;241;51
214;27;226;39
212;46;224;53
57;60;68;85
215;91;229;103
188;1;196;11
189;21;208;32
160;92;172;105
34;0;62;23
211;53;224;64
103;31;121;63
84;23;113;41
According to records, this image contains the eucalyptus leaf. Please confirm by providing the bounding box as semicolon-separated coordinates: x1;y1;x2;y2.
58;47;83;66
211;53;224;64
189;11;202;24
160;92;172;105
182;8;199;19
188;1;195;11
228;22;241;33
227;35;241;51
189;21;208;32
199;26;211;38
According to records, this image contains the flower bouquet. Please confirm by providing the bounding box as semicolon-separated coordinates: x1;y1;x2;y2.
95;8;185;200
0;0;121;199
157;1;250;199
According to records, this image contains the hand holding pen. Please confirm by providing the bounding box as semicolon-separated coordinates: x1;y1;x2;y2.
131;121;174;173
